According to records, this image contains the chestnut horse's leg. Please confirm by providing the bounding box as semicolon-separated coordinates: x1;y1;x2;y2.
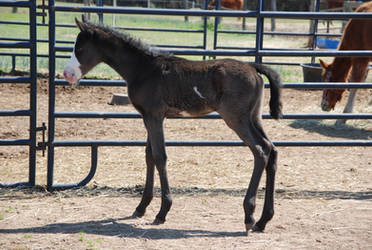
335;89;358;125
336;58;370;125
141;114;172;224
133;137;155;218
219;110;275;234
343;89;358;114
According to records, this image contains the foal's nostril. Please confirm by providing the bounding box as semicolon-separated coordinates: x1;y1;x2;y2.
63;69;75;79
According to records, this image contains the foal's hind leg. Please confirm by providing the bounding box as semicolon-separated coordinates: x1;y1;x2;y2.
247;121;278;232
220;112;275;234
253;142;277;232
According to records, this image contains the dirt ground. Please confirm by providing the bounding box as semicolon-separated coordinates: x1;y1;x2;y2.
0;75;372;249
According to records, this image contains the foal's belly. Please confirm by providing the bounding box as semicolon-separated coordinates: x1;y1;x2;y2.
166;106;215;118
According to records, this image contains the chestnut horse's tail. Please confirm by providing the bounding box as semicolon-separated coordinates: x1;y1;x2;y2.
249;63;283;119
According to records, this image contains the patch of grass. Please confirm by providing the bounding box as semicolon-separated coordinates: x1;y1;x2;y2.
23;234;32;239
76;232;98;249
15;246;28;250
87;240;96;249
4;207;13;213
77;231;86;242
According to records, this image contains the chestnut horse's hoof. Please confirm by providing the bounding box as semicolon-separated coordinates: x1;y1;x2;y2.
335;119;346;126
152;217;165;225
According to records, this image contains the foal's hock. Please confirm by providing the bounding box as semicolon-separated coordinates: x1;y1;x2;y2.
64;18;282;234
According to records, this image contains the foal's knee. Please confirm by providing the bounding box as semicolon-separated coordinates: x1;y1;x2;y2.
152;152;167;167
252;142;272;166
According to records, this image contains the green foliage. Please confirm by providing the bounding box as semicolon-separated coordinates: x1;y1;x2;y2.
4;207;13;213
23;234;32;239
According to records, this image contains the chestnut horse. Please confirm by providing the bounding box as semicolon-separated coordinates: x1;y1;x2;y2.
64;19;282;234
320;1;372;125
208;0;243;10
208;0;244;20
327;0;344;10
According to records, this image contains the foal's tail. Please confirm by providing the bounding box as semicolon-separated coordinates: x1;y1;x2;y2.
249;63;283;119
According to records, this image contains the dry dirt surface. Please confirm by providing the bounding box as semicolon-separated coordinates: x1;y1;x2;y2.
1;76;372;249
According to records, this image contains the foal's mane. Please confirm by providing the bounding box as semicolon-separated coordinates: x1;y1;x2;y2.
80;20;170;58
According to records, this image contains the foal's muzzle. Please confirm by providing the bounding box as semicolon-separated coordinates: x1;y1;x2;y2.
63;66;81;87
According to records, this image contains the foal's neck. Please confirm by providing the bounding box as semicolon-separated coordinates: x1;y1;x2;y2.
100;38;150;84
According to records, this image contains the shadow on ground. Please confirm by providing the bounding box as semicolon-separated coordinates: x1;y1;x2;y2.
289;119;372;140
0;216;246;239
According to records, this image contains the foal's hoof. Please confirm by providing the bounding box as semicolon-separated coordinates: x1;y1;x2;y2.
152;217;165;225
132;210;145;218
245;222;255;235
252;224;265;233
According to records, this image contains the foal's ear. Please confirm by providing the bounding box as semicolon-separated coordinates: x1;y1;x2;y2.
75;18;86;32
81;14;87;23
319;59;329;69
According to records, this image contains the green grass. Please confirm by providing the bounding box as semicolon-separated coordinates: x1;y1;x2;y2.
23;234;32;239
0;2;316;82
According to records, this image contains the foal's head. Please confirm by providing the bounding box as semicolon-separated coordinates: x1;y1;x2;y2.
63;19;103;86
319;59;345;111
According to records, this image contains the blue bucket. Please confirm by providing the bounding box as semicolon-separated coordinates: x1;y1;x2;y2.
316;38;340;49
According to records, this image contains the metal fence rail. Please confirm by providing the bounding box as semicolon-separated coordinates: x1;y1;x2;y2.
0;0;37;187
46;0;372;190
1;0;371;190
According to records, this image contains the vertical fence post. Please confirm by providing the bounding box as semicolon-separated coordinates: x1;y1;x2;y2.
47;0;56;190
97;0;103;24
213;0;220;53
242;0;247;30
184;0;189;22
255;0;264;63
202;0;208;60
112;0;117;27
11;55;16;72
29;0;37;186
270;0;276;35
311;0;320;64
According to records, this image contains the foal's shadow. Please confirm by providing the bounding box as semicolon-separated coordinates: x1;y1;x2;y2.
0;216;245;239
289;120;372;140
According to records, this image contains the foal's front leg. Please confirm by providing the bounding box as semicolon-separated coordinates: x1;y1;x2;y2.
143;114;172;224
133;138;155;218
